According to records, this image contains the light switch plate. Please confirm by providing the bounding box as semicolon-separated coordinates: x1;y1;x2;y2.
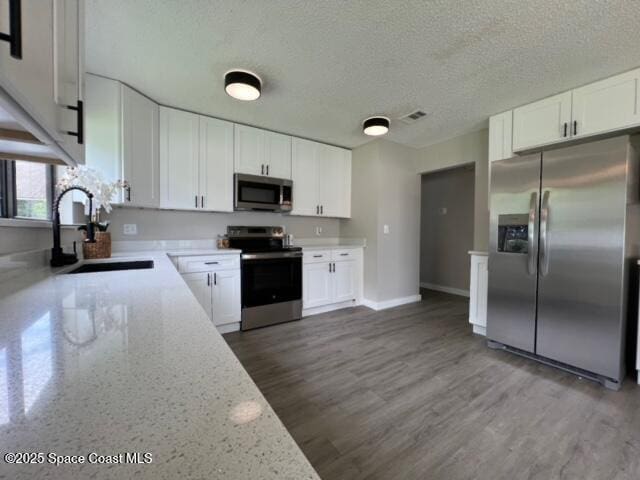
123;224;138;235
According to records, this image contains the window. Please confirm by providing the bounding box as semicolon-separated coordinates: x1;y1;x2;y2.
0;159;54;222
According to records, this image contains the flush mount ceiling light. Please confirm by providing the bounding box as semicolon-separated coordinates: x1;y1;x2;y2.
363;116;390;136
224;70;262;101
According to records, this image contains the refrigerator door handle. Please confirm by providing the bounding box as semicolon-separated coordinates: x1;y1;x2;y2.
539;190;551;276
527;191;538;275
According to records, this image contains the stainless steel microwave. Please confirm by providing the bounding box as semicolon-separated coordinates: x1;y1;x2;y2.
234;174;293;212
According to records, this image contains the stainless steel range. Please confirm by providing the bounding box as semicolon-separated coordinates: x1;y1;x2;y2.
227;226;302;331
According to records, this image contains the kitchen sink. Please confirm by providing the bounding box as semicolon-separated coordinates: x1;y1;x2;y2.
66;260;154;274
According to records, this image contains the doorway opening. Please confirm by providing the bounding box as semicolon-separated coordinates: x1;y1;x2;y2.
420;163;475;299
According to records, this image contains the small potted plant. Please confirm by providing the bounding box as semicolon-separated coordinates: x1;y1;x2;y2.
56;166;127;260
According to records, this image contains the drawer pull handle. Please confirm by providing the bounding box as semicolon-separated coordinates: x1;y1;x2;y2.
313;255;322;258
204;261;219;265
340;253;349;256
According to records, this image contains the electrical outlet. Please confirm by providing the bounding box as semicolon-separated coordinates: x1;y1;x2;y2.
123;224;138;235
315;226;323;236
383;224;390;234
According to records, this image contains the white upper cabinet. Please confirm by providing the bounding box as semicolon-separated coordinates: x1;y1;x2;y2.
512;91;572;151
264;130;292;179
86;74;159;207
318;143;351;218
0;0;56;140
86;74;122;197
234;124;292;179
291;138;351;218
160;106;234;212
571;68;640;138
488;111;513;162
0;0;84;165
122;85;159;208
159;107;199;210
291;138;320;216
53;0;84;164
234;124;265;176
507;68;640;153
199;116;234;212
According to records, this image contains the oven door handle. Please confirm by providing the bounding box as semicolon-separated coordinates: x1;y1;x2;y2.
241;251;303;260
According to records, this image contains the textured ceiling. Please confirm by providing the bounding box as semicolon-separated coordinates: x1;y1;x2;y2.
86;0;640;149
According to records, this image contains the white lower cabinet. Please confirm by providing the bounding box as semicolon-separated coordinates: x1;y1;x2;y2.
211;269;242;326
303;262;333;308
468;252;488;335
182;272;212;316
302;247;362;313
177;254;241;329
333;260;357;303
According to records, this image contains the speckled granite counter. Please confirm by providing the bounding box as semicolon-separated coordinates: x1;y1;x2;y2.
0;251;319;480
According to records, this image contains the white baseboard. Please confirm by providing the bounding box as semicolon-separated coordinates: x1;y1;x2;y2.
303;300;358;317
217;322;240;334
472;324;486;336
362;294;422;311
420;282;470;297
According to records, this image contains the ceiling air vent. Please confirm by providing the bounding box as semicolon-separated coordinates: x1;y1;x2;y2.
398;109;428;125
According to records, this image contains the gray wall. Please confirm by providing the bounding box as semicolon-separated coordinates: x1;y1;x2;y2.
413;129;489;251
104;207;341;241
341;139;420;303
420;166;475;291
0;226;82;256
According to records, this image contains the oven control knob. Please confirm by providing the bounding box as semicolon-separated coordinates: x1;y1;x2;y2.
274;227;283;236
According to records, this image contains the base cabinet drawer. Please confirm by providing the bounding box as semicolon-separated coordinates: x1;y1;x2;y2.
303;250;332;264
177;254;240;273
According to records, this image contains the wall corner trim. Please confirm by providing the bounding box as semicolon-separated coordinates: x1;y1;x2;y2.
361;294;422;311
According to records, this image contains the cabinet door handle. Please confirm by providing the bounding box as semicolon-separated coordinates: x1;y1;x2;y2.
320;205;323;215
195;195;198;208
329;263;332;273
261;164;264;175
65;100;84;144
563;122;568;138
0;0;22;59
266;165;269;176
573;120;577;136
207;273;210;286
214;272;217;285
316;205;319;215
126;185;131;202
201;195;205;208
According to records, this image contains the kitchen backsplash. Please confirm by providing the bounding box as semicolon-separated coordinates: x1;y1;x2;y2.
104;206;341;241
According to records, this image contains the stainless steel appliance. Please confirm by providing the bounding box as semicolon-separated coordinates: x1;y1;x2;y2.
228;226;302;330
488;135;640;390
234;174;293;212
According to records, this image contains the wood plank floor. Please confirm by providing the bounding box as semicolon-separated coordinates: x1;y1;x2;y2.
224;290;640;480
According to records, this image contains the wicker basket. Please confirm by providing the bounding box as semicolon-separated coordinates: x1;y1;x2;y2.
83;231;112;259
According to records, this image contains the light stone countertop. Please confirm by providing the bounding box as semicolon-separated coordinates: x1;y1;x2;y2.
0;251;319;480
300;244;365;251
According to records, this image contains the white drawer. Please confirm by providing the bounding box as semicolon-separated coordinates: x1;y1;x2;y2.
303;250;332;264
177;255;240;273
331;249;358;261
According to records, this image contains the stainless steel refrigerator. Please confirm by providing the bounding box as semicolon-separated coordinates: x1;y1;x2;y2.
487;135;640;390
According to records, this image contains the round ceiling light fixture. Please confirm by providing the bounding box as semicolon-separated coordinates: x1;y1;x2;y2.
362;116;390;136
224;69;262;101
